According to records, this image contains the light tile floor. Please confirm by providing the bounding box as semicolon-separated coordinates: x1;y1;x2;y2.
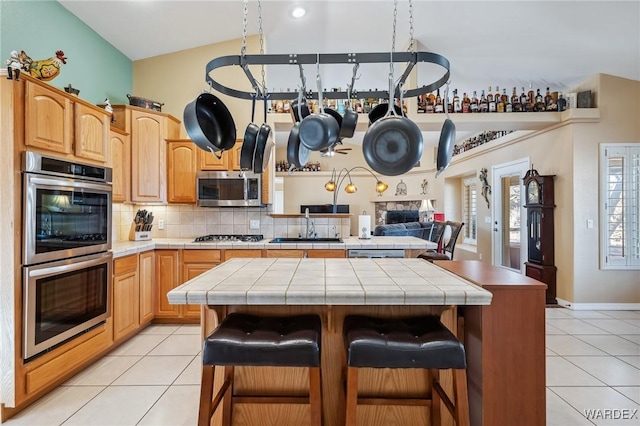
3;309;639;425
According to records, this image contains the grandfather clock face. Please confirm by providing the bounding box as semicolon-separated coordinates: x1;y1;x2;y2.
527;180;540;205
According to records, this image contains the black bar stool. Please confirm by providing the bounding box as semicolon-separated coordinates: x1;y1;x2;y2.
343;315;470;426
198;313;323;426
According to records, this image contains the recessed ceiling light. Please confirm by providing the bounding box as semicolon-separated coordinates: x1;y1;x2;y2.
291;7;306;18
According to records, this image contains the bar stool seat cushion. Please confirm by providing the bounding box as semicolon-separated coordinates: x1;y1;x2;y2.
343;315;466;370
203;313;321;367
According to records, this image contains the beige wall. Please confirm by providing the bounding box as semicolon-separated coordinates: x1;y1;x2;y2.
571;74;640;304
132;36;263;138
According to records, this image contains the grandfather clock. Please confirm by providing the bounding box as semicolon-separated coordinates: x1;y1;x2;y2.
523;167;557;304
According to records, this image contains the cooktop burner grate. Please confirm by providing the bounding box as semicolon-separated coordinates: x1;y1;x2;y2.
194;234;264;243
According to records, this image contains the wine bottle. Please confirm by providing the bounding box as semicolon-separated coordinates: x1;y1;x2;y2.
462;92;471;113
453;89;462;113
470;90;479;113
511;87;521;112
519;87;528;112
479;90;488;113
435;88;444;113
557;92;567;112
488;86;497;112
544;87;557;111
496;86;504;112
534;89;545;112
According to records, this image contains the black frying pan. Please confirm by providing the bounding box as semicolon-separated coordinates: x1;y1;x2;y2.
435;86;457;177
184;92;236;156
435;118;456;177
362;79;422;176
240;97;258;170
253;98;273;174
287;123;310;169
368;103;405;125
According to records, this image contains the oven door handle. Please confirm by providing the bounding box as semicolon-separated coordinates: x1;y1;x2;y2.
26;252;113;278
27;175;113;193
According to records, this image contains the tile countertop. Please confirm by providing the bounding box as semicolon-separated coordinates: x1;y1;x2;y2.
167;258;492;306
111;236;435;258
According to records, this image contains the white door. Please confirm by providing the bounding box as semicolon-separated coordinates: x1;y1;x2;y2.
492;158;530;271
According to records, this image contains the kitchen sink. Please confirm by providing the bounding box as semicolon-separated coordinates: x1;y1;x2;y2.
269;237;343;243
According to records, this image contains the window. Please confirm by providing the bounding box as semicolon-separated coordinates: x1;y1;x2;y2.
600;144;640;269
463;178;477;244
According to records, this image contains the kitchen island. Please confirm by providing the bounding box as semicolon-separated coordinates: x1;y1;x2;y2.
169;258;546;426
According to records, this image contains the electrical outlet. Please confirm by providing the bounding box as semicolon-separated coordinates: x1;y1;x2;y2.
158;220;165;230
484;216;492;224
587;219;594;229
250;220;260;229
478;253;483;260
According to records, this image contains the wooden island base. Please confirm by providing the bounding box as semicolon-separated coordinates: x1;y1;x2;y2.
193;260;546;426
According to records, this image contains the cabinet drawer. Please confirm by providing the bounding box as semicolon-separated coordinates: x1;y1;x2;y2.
114;254;138;275
183;250;221;263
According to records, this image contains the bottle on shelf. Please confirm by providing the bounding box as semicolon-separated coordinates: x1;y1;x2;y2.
470;90;479;112
519;87;528;112
479;89;488;113
488;86;497;112
534;89;545;112
501;88;510;111
425;92;435;113
496;86;504;112
527;84;535;112
462;92;471;113
435;89;444;113
544;87;557;111
557;92;566;112
453;89;462;113
511;87;521;112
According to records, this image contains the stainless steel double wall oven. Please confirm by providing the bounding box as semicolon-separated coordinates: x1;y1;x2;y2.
22;151;113;361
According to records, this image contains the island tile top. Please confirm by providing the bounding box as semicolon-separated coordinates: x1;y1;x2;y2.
167;258;492;306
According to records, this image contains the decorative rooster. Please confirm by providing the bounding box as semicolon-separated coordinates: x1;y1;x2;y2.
23;50;67;81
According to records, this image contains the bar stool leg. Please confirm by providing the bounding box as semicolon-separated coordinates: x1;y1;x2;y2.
429;369;441;426
453;369;470;426
345;366;359;426
198;365;215;426
222;366;234;426
308;367;323;426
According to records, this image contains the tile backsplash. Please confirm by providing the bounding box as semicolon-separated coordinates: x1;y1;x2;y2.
112;204;351;242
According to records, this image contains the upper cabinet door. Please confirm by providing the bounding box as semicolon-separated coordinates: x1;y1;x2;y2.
110;129;131;203
131;110;165;203
75;103;109;163
25;81;72;154
199;146;230;171
167;140;197;203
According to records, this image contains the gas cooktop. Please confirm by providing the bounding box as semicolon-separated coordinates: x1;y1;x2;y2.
193;234;264;243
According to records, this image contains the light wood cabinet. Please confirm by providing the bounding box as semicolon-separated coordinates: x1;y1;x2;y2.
109;128;130;203
139;250;155;325
24;78;109;163
222;249;263;261
112;254;139;341
198;139;241;171
131;110;165;203
110;105;181;204
266;249;346;258
25;80;73;154
167;140;198;203
74;102;109;162
155;249;182;319
182;250;221;319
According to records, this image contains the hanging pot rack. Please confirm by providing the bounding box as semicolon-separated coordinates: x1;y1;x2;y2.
204;51;450;102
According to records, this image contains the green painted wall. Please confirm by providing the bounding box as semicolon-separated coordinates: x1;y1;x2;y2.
0;0;131;104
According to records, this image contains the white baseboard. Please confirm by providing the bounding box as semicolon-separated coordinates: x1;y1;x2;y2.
556;298;640;311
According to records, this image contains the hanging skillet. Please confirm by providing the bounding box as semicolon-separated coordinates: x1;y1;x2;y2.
340;66;360;139
253;97;273;174
362;75;423;176
287;87;310;169
436;84;457;177
240;95;259;170
298;61;340;151
183;91;236;158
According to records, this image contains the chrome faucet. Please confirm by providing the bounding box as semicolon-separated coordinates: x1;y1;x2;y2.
304;208;316;238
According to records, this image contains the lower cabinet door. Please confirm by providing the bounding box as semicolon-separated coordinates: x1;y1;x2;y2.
139;251;155;324
113;270;139;341
155;250;181;319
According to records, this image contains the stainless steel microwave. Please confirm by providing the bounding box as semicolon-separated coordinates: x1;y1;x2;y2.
196;171;261;207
